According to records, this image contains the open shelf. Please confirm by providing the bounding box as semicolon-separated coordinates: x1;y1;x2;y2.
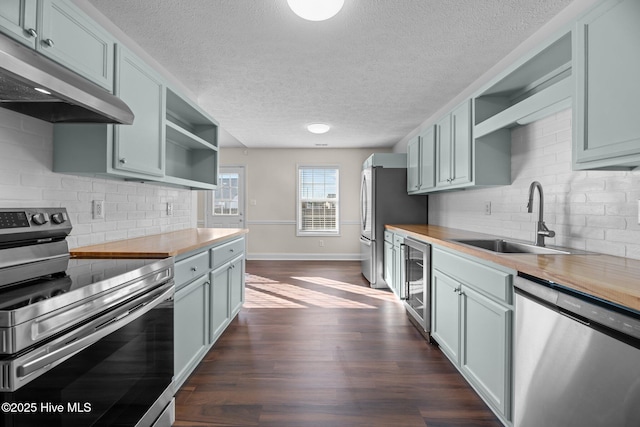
474;31;572;137
164;87;219;189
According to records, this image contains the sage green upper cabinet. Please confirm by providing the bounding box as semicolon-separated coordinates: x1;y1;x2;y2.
573;0;640;170
114;44;165;177
407;126;436;194
0;0;37;48
53;46;165;181
38;0;114;91
406;135;420;192
436;100;472;189
0;0;113;90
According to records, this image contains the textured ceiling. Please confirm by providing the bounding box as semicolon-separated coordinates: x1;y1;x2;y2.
86;0;574;148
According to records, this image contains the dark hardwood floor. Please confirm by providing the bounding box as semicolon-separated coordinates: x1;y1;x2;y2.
174;260;502;427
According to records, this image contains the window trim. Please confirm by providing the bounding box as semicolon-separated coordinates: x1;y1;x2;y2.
296;164;340;237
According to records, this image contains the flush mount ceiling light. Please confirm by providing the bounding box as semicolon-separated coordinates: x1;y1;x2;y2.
287;0;344;21
307;123;331;134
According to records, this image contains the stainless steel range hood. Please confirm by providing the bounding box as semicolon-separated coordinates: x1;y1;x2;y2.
0;33;134;124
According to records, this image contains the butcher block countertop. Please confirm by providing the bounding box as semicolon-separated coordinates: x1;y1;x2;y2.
387;224;640;313
70;228;248;259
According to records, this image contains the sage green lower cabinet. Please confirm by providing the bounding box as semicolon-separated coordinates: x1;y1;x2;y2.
173;236;246;390
460;284;511;419
384;235;395;291
209;262;231;343
431;270;461;362
174;274;209;389
229;256;245;317
383;230;407;299
431;246;514;425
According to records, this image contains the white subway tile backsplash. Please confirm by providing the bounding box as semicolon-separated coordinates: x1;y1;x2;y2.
0;109;196;249
429;108;640;260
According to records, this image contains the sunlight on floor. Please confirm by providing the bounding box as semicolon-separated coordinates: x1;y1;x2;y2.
244;273;379;309
292;276;397;302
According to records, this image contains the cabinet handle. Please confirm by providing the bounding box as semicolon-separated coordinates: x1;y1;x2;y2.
191;266;198;272
119;158;127;164
43;38;54;47
26;28;38;38
230;248;234;252
453;287;460;294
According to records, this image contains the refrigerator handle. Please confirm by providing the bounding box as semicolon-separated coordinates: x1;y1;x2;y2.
360;173;367;231
359;236;371;246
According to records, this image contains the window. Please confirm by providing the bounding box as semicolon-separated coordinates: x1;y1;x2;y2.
297;166;339;236
212;172;239;215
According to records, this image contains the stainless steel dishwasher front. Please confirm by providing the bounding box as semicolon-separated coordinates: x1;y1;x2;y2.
514;274;640;427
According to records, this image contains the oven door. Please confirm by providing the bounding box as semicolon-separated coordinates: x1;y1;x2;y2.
1;282;174;427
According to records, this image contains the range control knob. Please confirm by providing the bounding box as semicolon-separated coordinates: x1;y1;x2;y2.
31;213;49;225
51;213;66;224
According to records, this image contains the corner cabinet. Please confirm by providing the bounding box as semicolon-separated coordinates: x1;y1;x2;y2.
431;246;515;425
173;235;246;390
573;0;640;170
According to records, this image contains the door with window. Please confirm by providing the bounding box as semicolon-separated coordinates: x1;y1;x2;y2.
204;166;245;228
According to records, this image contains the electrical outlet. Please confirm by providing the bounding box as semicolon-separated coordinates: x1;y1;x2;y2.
250;199;257;206
484;201;491;215
93;200;104;219
167;202;174;216
319;240;324;247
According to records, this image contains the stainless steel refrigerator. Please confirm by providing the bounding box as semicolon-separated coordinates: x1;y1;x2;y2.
360;153;428;288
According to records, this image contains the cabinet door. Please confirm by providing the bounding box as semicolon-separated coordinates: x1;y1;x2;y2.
406;135;420;193
384;239;395;293
174;275;209;383
435;115;452;188
39;0;114;90
460;285;512;419
114;45;165;177
210;264;230;343
431;270;461;363
229;256;244;317
450;101;472;186
574;0;640;168
418;126;436;190
0;0;37;47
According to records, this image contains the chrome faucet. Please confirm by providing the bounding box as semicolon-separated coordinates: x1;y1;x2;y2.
527;181;555;247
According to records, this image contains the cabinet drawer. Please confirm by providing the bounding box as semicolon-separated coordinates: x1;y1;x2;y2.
433;248;512;303
211;238;244;269
384;231;394;244
175;251;209;289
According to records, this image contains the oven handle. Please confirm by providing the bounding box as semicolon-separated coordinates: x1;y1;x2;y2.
17;282;174;379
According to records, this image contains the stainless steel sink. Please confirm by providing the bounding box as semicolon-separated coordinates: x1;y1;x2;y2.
450;238;573;255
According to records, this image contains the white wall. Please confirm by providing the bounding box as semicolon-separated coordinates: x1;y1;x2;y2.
217;147;387;260
0;109;196;249
429;109;640;259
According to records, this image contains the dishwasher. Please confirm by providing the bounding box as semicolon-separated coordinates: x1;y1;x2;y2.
514;273;640;427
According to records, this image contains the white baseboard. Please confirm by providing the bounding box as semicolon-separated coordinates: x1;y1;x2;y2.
247;253;361;261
